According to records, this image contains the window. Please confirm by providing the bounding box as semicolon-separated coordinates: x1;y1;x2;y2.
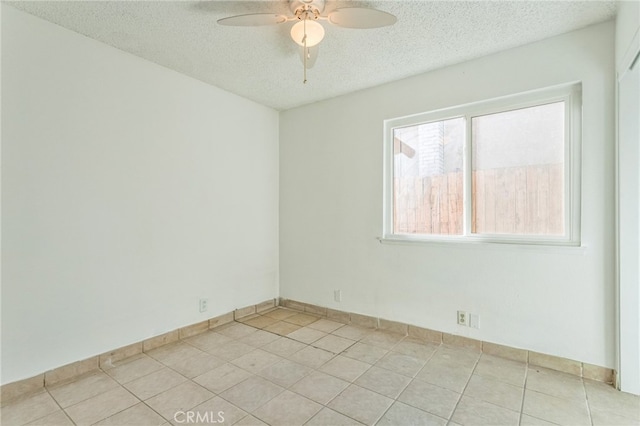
383;83;581;246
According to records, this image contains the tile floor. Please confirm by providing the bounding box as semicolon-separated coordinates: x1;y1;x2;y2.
2;307;639;426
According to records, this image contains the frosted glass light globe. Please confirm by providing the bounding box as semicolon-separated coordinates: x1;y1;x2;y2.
291;20;325;47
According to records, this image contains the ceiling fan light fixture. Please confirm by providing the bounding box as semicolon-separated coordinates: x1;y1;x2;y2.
290;20;325;47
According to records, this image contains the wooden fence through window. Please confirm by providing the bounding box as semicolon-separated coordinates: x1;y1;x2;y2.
393;163;564;235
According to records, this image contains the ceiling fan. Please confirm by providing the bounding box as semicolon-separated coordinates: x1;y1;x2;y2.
218;0;397;83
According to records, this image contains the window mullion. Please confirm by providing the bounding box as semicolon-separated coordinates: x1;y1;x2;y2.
463;115;473;236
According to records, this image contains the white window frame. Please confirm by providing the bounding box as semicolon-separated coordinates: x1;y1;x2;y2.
382;83;582;246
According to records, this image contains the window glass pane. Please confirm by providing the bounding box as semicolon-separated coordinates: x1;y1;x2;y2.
393;117;464;235
471;102;564;235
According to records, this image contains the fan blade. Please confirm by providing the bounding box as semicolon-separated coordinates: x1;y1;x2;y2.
299;45;319;68
217;13;288;27
328;7;397;29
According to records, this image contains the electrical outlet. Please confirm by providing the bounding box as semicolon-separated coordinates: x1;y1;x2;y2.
199;299;208;313
334;290;342;302
457;310;468;326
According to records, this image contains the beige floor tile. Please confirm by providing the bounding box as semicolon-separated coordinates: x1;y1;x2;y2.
392;338;438;360
415;357;474;393
320;355;372;382
290;371;350;405
185;396;247;425
442;334;482;353
230;349;283;373
209;341;256;361
591;407;639;426
170;351;225;378
398;379;461;419
287;345;335;368
519;414;559;425
146;342;203;366
482;342;528;364
253;390;322;425
377;401;447;426
98;353;141;372
238;330;281;348
193;363;251;394
259;307;281;316
306;407;365;425
522;389;590;425
463;374;524;411
529;352;581;377
354;366;411;399
1;391;60;426
262;308;299;320
328;384;394;425
65;386;139;426
284;313;321;327
474;354;527;387
526;367;586;402
234;415;268;425
11;311;630;426
215;322;257;339
313;334;357;354
49;371;119;407
94;402;165;425
219;375;284;413
308;319;346;333
104;354;164;384
430;345;480;369
375;352;426;377
350;314;378;329
451;395;520;425
584;379;640;421
123;367;187;400
360;331;405;350
236;313;260;323
242;316;280;329
146;381;214;421
332;325;373;341
342;342;389;364
258;359;312;387
261;336;307;357
287;327;327;344
263;321;302;336
25;410;74;426
184;332;233;353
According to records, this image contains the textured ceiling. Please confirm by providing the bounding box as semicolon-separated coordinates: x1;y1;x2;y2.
6;0;617;110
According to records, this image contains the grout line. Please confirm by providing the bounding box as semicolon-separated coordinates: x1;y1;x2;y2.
445;349;481;425
583;376;595;426
518;360;530;425
101;354;165;387
370;357;418;425
100;385;148;423
141;398;175;424
42;387;76;425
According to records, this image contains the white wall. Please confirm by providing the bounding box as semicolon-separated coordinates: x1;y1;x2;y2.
616;1;640;72
615;0;640;395
1;5;279;385
280;22;616;368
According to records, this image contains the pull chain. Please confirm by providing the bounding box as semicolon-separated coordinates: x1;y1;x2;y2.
303;18;307;84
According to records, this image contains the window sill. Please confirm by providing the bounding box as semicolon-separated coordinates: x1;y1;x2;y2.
377;236;587;254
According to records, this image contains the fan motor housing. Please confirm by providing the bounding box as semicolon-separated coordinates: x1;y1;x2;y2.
290;0;326;16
